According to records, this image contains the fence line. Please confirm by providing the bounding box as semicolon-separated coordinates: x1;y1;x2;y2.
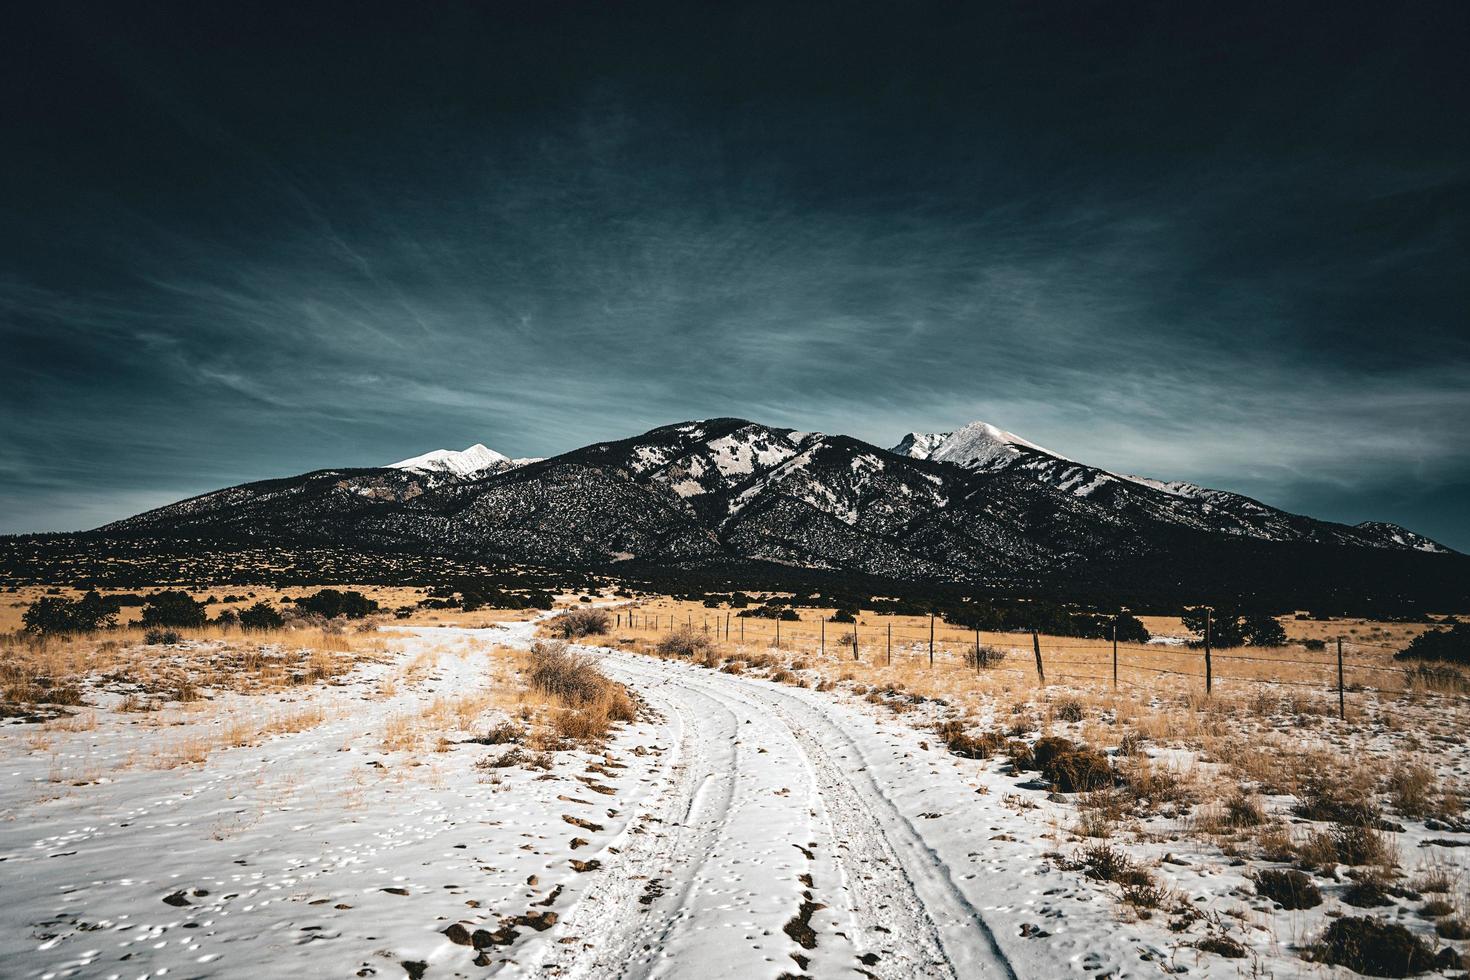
608;603;1464;719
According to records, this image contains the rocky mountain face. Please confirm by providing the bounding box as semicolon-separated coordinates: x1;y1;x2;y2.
93;418;1457;602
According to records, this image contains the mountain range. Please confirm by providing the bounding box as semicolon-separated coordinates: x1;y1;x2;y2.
69;417;1461;606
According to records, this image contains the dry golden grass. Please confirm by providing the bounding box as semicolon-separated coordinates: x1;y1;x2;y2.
0;621;389;713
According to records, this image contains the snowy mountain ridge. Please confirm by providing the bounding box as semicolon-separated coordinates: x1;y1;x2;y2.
388;443;540;479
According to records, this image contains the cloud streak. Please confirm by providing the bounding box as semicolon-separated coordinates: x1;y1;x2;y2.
1;1;1466;547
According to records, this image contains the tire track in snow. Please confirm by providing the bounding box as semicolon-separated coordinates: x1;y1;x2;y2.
510;669;747;979
599;655;1018;980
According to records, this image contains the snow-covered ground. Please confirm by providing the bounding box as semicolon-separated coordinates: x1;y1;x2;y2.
4;620;1468;978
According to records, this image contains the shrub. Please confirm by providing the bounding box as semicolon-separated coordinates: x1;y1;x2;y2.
1310;917;1438;977
1077;843;1134;883
963;645;1007;669
1395;623;1470;664
477;721;524;745
1327;824;1395;867
656;626;713;658
525;640;634;743
936;720;1005;760
1253;869;1322;910
527;641;605;704
140;591;207;629
294;589;377;620
1113;611;1150;644
550;607;611;639
1295;771;1381;826
238;601;285;631
1223;791;1266;828
1053;697;1084;723
1030;736;1114;793
22;590;119;635
830;608;856;623
1245;614;1287;646
144;628;181;645
1343;877;1394;908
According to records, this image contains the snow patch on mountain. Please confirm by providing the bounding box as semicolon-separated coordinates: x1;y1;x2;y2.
389;444;536;479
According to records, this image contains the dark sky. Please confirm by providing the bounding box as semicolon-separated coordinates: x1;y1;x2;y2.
3;1;1468;548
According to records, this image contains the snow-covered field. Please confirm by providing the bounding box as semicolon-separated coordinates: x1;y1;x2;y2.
4;618;1469;978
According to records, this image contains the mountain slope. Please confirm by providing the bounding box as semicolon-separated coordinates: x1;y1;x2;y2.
84;416;1459;603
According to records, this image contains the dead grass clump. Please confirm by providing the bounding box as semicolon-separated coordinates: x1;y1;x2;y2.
769;668;795;684
526;640;635;744
1077;843;1140;884
1223;790;1266;828
477;747;553;771
962;645;1007;669
1052;696;1084;723
1294;769;1381;827
1030;736;1114;793
549;608;611;639
1408;663;1470;695
528;640;605;703
1325;824;1397;867
936;720;1006;760
1309;917;1439;977
477;720;525;745
656;627;713;659
1386;762;1442;820
1253;869;1323;910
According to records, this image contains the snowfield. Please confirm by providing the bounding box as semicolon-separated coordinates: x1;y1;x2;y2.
4;618;1468;978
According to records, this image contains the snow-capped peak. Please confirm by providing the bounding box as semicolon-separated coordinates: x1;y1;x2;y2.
388;443;536;479
892;421;1065;471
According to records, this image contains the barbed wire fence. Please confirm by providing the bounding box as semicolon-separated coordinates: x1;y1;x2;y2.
604;606;1460;720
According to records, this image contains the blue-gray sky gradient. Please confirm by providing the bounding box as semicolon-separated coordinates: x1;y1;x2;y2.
3;2;1468;547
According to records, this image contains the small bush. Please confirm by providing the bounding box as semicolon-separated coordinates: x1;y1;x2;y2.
478;721;524;745
657;626;713;658
962;645;1007;669
140;591;207;629
1030;736;1114;793
1343;877;1394;908
22;590;119;635
1395;623;1470;665
294;589;378;619
1329;824;1396;867
1195;934;1247;959
144;628;181;645
1053;697;1084;723
1295;771;1381;826
1253;869;1323;910
936;720;1006;760
1078;843;1134;883
476;747;553;771
550;608;611;639
1224;791;1266;828
239;601;285;631
1310;917;1438;977
528;640;604;703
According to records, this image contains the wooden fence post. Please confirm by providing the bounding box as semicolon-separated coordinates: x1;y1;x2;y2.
1032;629;1045;683
886;621;892;666
1337;636;1345;721
974;625;981;673
1112;623;1118;690
929;614;935;667
776;616;781;650
853;621;860;662
821;616;826;656
740;616;744;643
725;611;730;640
1204;608;1213;695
